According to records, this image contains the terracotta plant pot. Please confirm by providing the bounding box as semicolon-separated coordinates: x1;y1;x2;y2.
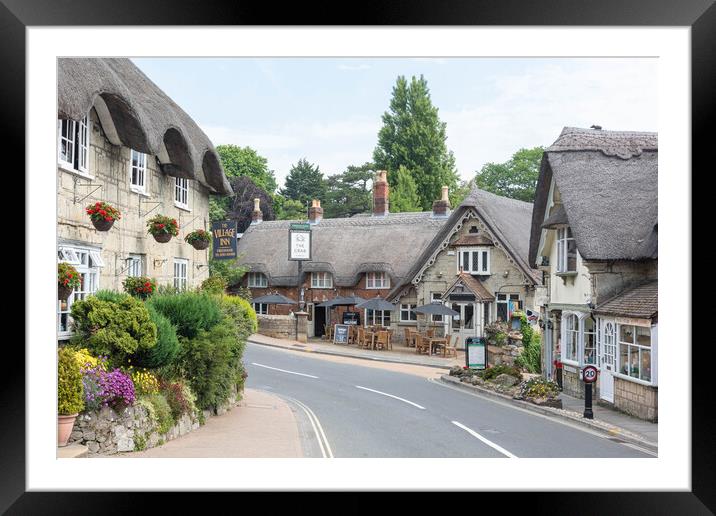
153;232;172;243
190;239;210;250
58;413;78;447
58;284;73;301
91;218;115;231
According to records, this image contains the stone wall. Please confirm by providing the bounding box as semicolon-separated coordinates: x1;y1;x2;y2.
257;314;296;340
487;344;522;367
69;386;240;455
58;108;212;293
614;377;658;422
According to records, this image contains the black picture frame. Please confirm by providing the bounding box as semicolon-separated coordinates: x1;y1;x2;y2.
6;0;709;511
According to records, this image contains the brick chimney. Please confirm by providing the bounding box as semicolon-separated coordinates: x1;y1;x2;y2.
308;199;323;224
251;198;262;224
432;186;451;217
373;170;389;217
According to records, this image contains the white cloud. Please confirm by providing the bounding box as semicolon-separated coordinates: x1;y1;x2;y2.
443;59;658;180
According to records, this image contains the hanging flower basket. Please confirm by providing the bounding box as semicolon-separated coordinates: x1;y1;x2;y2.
184;229;211;250
86;201;121;232
58;263;81;300
147;215;179;244
122;276;157;300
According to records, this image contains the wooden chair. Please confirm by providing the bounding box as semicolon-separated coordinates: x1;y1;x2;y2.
357;327;365;347
404;327;413;347
426;328;436;338
442;334;457;358
416;335;430;355
375;330;389;351
348;325;357;345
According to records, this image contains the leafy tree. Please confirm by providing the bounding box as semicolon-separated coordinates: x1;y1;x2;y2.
280;158;327;207
449;179;473;208
389;165;421;213
373;75;459;210
216;145;278;193
226;176;275;233
474;147;544;202
274;195;306;220
324;162;374;218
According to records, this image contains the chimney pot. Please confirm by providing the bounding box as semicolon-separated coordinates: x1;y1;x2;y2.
373;170;390;217
251;198;263;224
432;186;451;218
308;198;323;224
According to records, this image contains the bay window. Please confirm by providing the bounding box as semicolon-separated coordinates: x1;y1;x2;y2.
57;245;101;339
618;325;652;382
366;271;389;289
58;115;90;175
311;272;333;289
457;247;491;274
556;226;577;273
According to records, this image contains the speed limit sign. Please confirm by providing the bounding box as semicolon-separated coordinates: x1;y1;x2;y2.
582;365;598;384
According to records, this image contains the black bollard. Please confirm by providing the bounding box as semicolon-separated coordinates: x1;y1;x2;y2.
583;382;594;419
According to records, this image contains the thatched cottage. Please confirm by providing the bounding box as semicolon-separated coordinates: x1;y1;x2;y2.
57;58;231;340
236;171;544;349
529;126;658;421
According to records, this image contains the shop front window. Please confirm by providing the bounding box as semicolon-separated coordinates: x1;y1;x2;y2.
583;317;597;365
58;246;101;339
619;324;652;382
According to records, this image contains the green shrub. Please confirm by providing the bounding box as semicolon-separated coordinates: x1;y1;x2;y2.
515;314;542;373
220;294;258;341
160;380;198;421
70;294;157;367
133;305;180;369
480;363;522;382
58;347;84;415
93;289;132;304
147;291;222;339
144;392;175;435
519;376;559;399
166;316;241;410
200;275;228;295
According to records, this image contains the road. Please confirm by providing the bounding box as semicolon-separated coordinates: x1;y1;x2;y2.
244;342;654;458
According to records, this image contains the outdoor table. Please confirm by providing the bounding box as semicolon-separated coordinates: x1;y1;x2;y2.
428;337;447;355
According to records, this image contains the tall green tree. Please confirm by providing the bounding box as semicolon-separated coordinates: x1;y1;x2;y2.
274;195;306;220
474;147;544;202
280;158;327;207
373;75;459;210
216;145;278;193
389;165;422;213
324;162;374;218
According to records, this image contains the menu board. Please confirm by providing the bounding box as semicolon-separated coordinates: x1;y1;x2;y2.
333;324;350;344
466;337;487;370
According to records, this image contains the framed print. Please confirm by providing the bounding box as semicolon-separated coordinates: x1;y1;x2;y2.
5;0;712;511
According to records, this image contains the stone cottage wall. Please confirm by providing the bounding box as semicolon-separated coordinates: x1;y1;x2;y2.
58;108;212;293
614;377;658;422
257;314;296;340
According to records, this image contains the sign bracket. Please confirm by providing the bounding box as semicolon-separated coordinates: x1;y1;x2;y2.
72;176;103;204
139;197;163;218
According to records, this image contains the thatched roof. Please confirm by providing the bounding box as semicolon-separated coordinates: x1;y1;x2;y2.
529;127;658;266
57;58;231;195
237;211;446;287
388;187;540;300
593;280;658;320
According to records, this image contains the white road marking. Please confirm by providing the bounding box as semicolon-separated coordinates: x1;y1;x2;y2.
355;385;426;410
251;362;319;379
452;421;518;458
281;394;334;458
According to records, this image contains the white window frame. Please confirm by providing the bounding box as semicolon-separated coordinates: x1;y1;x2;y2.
248;272;268;288
57;115;90;176
496;293;522;322
88;250;105;268
173;258;189;291
556;226;577;273
366;271;390;289
58;247;81;265
583;316;597;365
126;254;144;277
561;312;581;365
311;272;333;289
400;303;417;322
457;246;491;275
616;323;654;384
57;245;100;340
430;292;443;323
175;177;190;209
364;308;391;327
129;149;148;193
253;303;269;315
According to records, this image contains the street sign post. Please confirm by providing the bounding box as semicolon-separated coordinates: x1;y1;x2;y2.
465;337;487;370
582;365;598;419
288;223;311;311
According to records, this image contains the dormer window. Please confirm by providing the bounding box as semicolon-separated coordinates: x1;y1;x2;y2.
247;272;268;288
366;271;389;289
556;226;577;273
457;247;490;275
311;272;333;289
58;115;90;175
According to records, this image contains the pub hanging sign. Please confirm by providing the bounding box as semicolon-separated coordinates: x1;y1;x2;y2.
211;220;237;260
288;223;312;261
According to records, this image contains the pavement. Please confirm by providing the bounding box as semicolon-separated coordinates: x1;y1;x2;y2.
116;388;304;458
248;332;465;369
249;332;658;454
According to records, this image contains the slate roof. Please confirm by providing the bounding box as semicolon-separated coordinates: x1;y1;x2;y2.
444;273;495;302
593;280;658;320
236;211;447;287
58;58;231;195
529;127;658;266
388;187;540;300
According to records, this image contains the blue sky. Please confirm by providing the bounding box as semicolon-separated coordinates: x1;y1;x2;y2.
133;57;657;188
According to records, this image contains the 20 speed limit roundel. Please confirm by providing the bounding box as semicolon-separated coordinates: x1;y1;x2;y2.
582;365;598;384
